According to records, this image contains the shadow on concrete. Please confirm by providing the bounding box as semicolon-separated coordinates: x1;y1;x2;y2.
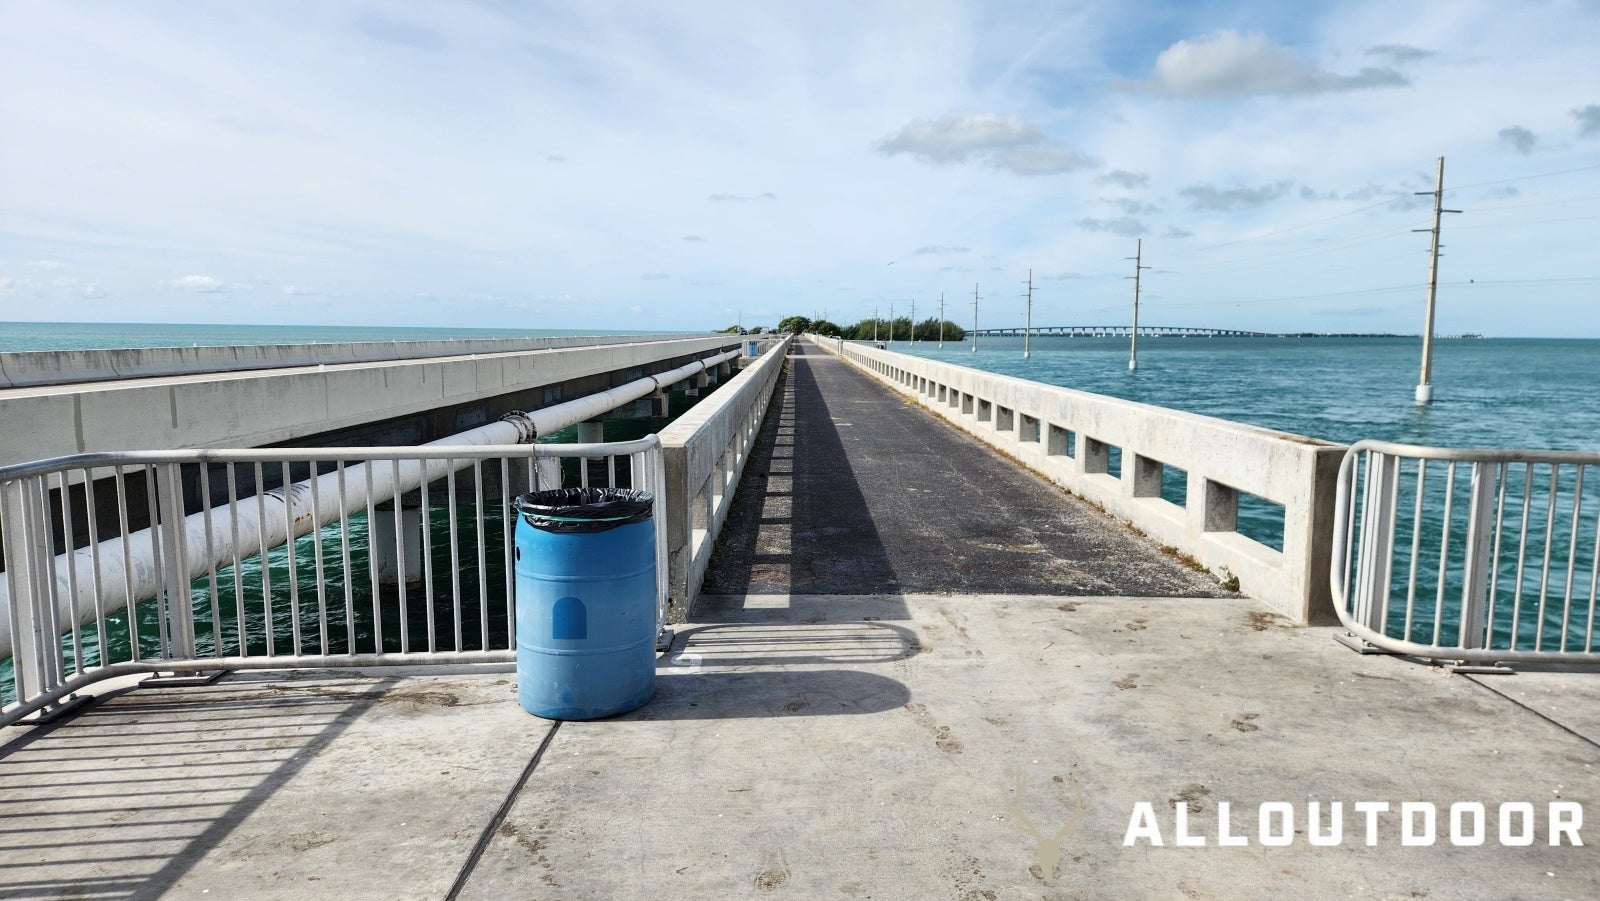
616;616;919;721
670;619;919;668
699;345;910;618
628;669;912;720
0;675;386;899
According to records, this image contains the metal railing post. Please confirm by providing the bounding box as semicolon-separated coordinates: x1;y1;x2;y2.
3;479;49;702
1353;451;1398;632
157;463;198;661
1459;460;1502;649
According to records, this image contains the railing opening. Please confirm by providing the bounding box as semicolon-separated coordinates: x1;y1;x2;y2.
1237;490;1285;552
1162;464;1188;508
1047;424;1075;458
1019;415;1040;443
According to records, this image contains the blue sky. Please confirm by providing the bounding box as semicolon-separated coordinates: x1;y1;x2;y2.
2;0;1598;336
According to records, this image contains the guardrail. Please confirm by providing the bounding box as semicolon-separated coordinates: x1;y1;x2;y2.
1;438;667;726
0;332;697;388
1331;440;1600;664
659;335;790;617
814;337;1345;623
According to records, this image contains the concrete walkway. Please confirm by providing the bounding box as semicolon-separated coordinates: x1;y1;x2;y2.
3;345;1598;899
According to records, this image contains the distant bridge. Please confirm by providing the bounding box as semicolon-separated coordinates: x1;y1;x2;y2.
969;325;1271;338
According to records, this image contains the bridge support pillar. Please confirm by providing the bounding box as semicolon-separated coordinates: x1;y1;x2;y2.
372;505;423;587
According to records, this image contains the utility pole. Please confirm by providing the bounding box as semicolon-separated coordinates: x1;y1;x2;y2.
1414;155;1460;404
873;305;879;342
938;292;946;348
889;301;895;343
910;297;916;342
1126;239;1150;371
971;283;980;353
1023;268;1034;359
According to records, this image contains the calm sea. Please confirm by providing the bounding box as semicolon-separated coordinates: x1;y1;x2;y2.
887;336;1600;452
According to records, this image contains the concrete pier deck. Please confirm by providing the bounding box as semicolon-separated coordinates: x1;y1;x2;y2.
3;346;1598;899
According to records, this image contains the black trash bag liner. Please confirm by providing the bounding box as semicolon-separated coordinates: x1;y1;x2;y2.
514;487;655;533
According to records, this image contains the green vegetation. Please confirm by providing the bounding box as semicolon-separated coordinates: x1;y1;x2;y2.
779;314;966;342
777;315;811;335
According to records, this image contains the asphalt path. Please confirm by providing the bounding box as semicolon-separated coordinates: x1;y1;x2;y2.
701;342;1231;603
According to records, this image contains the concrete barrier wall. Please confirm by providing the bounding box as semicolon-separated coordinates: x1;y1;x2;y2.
0;334;698;389
815;337;1346;624
658;335;789;621
0;336;745;466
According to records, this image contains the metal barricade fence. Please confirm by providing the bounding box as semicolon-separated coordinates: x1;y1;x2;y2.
1331;440;1600;665
0;437;668;725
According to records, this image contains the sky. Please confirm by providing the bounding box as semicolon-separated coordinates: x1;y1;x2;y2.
2;0;1598;337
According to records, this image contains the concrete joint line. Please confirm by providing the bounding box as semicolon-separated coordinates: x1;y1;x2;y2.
445;720;563;900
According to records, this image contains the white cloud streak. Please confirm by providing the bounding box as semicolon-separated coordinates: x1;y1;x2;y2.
1133;31;1409;98
876;112;1097;176
169;275;226;293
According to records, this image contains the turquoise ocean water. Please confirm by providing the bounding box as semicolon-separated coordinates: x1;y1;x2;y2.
886;335;1600;452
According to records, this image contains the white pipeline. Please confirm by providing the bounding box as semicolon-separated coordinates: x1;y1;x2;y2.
0;349;740;660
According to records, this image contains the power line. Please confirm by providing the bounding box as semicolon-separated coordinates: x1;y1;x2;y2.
1451;214;1600;230
1450;162;1600;191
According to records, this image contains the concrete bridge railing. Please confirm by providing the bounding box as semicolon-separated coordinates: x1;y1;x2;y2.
0;333;700;389
0;335;749;467
815;337;1346;624
658;335;790;620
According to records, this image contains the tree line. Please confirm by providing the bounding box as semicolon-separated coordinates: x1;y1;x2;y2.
775;315;966;342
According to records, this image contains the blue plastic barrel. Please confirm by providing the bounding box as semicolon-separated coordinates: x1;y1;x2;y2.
513;488;657;720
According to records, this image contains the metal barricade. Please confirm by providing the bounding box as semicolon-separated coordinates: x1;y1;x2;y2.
1331;440;1600;665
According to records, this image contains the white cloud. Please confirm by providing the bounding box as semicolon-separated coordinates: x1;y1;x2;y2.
876;112;1096;176
1572;105;1600;137
1097;170;1150;189
169;274;226;292
1105;198;1161;215
1497;125;1537;154
28;260;68;270
1077;216;1147;236
1133;31;1409;98
990;145;1098;176
1179;181;1294;211
876;112;1041;163
1364;44;1434;65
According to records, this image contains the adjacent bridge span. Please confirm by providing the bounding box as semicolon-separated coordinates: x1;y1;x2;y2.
0;335;747;466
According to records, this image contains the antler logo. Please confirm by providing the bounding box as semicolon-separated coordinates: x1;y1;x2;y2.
1006;772;1087;884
